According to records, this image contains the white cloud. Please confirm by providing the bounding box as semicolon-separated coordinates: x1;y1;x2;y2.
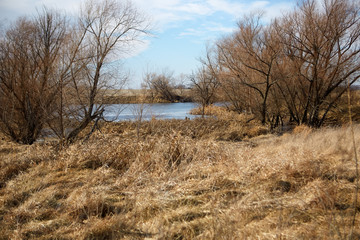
250;1;270;9
178;21;236;46
179;28;205;37
0;0;295;65
121;39;151;59
35;0;79;12
207;25;235;34
1;0;295;30
207;0;245;16
0;0;26;9
263;2;294;22
180;23;234;37
132;0;294;33
136;0;180;10
177;3;213;15
132;0;212;32
0;0;80;22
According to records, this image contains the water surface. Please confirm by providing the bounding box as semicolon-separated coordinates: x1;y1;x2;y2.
103;102;200;121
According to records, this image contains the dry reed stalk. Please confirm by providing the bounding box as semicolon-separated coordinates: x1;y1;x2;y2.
1;116;360;239
347;82;359;240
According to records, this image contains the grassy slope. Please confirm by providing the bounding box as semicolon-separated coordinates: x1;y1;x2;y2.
0;114;359;239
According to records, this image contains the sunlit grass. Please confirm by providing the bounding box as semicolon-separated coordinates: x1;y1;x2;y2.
0;116;359;239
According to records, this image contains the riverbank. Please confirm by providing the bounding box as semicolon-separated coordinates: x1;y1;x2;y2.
0;113;359;239
101;89;194;104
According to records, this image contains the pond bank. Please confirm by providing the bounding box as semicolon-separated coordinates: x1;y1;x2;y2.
101;89;194;104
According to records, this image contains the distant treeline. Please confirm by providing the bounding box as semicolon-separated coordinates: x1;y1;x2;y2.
102;89;194;104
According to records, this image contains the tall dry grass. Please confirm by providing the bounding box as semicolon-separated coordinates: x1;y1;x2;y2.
0;116;359;239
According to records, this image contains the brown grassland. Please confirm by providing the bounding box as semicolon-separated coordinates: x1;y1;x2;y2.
0;105;359;239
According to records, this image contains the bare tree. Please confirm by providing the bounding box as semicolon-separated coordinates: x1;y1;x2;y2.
64;0;150;143
175;73;190;95
143;69;179;102
0;0;150;144
216;13;281;125
190;67;219;116
274;0;360;127
204;0;360;128
0;10;67;144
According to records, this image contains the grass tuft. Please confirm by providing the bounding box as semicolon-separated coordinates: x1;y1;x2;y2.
0;117;359;239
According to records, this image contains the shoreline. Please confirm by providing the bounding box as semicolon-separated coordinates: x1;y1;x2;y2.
101;89;194;104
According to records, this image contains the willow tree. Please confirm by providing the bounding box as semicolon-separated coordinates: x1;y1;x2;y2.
0;11;67;144
215;14;281;124
202;0;360;127
190;67;219;117
275;0;360;127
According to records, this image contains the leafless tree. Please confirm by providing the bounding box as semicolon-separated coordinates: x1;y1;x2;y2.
190;67;219;116
0;10;67;144
0;0;150;144
204;0;360;128
274;0;360;127
216;13;281;124
143;69;179;102
64;0;149;143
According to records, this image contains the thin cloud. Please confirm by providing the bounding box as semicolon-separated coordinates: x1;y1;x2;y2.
263;2;295;22
0;0;296;83
179;28;205;37
132;0;211;31
176;3;213;15
207;0;245;16
206;22;235;33
178;22;236;46
121;39;151;59
1;0;295;31
132;0;294;32
180;24;234;37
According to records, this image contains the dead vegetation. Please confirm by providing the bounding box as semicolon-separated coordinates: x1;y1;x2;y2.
0;114;359;239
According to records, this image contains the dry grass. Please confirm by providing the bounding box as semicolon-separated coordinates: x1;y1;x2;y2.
0;116;359;239
326;89;360;125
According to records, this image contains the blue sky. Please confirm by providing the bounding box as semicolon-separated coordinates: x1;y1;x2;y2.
0;0;295;88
